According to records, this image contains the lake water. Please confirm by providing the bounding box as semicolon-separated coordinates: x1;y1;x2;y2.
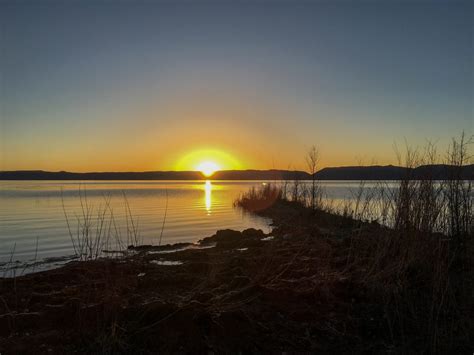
0;180;392;271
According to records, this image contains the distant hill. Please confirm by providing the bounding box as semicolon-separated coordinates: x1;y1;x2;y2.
212;169;310;180
0;165;472;180
314;165;408;180
0;170;203;180
0;169;310;181
314;164;474;180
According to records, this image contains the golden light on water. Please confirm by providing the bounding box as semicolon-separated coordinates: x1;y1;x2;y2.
204;180;212;214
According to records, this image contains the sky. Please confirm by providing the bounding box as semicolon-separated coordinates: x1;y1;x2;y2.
1;0;472;172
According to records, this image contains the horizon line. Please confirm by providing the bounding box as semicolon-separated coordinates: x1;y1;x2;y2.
1;163;472;175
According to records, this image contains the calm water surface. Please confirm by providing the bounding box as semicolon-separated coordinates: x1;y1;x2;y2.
0;180;390;269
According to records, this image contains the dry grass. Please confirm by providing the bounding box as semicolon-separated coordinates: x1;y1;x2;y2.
62;187;142;261
234;133;473;353
234;183;283;212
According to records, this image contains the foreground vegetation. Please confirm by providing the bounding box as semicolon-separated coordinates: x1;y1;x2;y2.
235;135;473;353
0;191;471;353
0;135;472;353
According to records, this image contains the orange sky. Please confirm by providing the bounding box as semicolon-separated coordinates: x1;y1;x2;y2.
1;89;408;172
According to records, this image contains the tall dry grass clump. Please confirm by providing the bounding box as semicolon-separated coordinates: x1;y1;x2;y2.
444;133;473;244
393;143;442;234
234;183;283;212
62;187;142;260
344;134;473;353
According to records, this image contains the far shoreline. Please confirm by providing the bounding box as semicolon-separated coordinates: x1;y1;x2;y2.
1;163;473;181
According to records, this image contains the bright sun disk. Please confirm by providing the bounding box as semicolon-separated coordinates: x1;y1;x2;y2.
197;161;220;177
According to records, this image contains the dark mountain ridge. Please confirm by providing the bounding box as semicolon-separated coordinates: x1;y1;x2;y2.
1;165;472;180
314;164;474;180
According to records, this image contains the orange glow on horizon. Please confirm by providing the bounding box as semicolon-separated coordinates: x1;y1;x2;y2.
174;148;242;173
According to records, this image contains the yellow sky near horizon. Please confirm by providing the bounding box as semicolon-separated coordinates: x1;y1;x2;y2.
1;90;410;173
2;89;463;173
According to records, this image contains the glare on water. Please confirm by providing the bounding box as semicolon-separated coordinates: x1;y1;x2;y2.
0;180;400;267
0;180;272;263
204;180;212;214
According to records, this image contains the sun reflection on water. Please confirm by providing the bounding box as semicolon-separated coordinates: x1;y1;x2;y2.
204;180;212;214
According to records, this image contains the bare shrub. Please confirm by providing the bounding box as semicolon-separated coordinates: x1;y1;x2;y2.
236;134;472;352
444;132;473;242
306;145;322;210
62;187;142;260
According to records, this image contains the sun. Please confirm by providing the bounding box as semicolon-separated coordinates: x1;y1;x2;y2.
197;161;220;177
174;148;241;173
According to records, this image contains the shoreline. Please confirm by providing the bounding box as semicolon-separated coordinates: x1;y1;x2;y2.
2;163;473;181
0;200;472;353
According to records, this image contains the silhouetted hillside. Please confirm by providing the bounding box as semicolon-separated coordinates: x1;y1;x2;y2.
0;170;203;180
0;169;311;181
314;165;408;180
314;164;474;180
1;165;472;180
212;170;310;180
